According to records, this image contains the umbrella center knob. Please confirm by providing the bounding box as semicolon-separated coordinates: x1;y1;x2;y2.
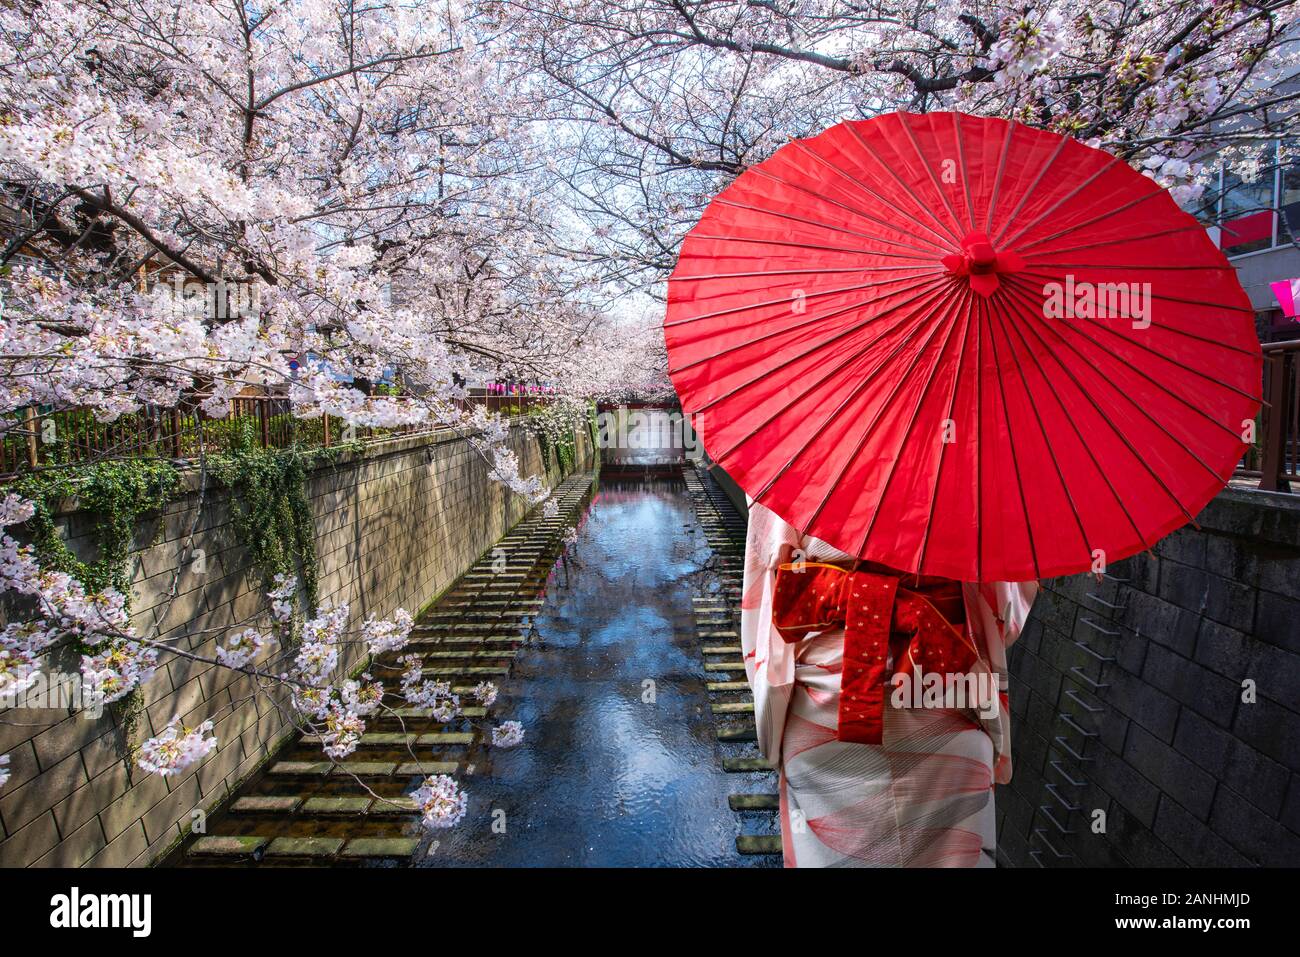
961;233;999;273
941;232;1025;297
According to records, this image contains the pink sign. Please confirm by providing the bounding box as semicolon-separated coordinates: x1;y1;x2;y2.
1271;278;1300;318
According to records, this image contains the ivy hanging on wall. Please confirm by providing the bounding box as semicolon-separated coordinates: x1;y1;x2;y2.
526;400;589;477
5;460;180;759
209;420;325;611
555;432;575;473
7;459;181;598
537;430;552;472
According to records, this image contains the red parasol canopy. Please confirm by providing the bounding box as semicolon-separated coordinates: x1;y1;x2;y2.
665;112;1262;582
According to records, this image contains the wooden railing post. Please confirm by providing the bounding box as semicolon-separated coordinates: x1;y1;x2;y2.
1260;349;1289;492
23;406;38;468
170;409;182;459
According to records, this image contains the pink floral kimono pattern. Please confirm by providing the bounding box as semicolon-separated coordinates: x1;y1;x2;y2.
739;502;1038;868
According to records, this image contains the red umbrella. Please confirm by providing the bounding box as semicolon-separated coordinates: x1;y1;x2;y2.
665;112;1261;582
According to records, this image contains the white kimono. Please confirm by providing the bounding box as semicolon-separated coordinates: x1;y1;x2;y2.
739;502;1038;868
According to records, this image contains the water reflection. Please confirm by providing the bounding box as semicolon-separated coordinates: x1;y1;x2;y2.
597;406;692;469
423;474;770;867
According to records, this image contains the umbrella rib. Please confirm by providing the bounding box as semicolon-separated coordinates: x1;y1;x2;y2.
850;298;972;558
695;280;953;419
953;113;978;235
1016;266;1256;327
763;287;964;529
842;121;963;247
714;198;940;257
856;285;979;564
1002;274;1264;397
852;283;977;556
985;294;1097;566
672;265;922;283
982;297;1043;580
671;265;939;311
992;292;1151;551
914;289;979;575
975;304;983;583
1020;223;1206;258
708;287;950;462
984;121;1015;236
1013;189;1167;252
897;118;967;243
994;154;1124;248
745;287;960;508
997;279;1230;509
990;135;1070;244
664;271;941;329
749;164;953;254
1024;262;1236;271
1000;279;1249;479
668;274;944;377
672;267;937;307
685;233;941;259
1000;276;1257;434
780;140;956;250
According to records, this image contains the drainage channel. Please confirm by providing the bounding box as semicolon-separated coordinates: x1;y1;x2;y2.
169;470;596;866
415;470;773;865
683;465;782;859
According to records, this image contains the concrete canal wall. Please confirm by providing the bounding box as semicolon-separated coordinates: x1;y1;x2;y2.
999;486;1300;867
0;422;594;867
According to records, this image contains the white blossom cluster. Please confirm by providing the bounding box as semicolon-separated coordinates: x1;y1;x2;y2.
0;494;155;710
412;773;469;829
472;681;499;708
498;0;1299;274
399;654;460;718
491;721;526;749
136;718;218;777
215;628;277;670
362;609;414;655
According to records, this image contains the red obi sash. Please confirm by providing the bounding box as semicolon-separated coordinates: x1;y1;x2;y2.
771;562;979;745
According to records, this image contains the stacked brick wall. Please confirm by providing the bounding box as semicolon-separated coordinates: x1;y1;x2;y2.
997;487;1300;866
0;423;593;867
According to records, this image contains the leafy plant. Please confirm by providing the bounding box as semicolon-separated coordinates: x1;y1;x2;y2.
209;419;324;610
6;459;180;597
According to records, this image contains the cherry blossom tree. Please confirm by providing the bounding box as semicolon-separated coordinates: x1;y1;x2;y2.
4;0;1294;827
495;0;1300;292
0;0;575;815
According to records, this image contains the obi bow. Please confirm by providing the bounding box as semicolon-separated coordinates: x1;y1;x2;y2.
771;562;980;745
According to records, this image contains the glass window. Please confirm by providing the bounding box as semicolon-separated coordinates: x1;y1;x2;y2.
1220;158;1276;256
1276;140;1300;246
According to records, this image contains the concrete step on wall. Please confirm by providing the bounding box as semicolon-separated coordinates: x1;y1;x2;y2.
178;470;598;866
684;465;780;859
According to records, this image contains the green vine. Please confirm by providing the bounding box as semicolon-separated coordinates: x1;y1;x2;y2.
556;431;575;473
209;420;325;610
537;431;552;471
5;459;180;597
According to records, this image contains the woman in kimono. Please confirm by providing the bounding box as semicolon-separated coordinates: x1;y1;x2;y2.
740;501;1038;868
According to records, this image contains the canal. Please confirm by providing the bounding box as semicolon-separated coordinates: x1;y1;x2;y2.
429;473;769;866
176;462;777;867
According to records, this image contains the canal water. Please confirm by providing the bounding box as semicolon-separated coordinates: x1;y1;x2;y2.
425;473;769;867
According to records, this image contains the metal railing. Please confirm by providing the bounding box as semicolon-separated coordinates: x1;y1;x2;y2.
1236;339;1299;492
0;392;555;478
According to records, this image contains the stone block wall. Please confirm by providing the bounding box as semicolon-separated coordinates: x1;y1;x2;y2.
997;486;1300;866
0;422;593;867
